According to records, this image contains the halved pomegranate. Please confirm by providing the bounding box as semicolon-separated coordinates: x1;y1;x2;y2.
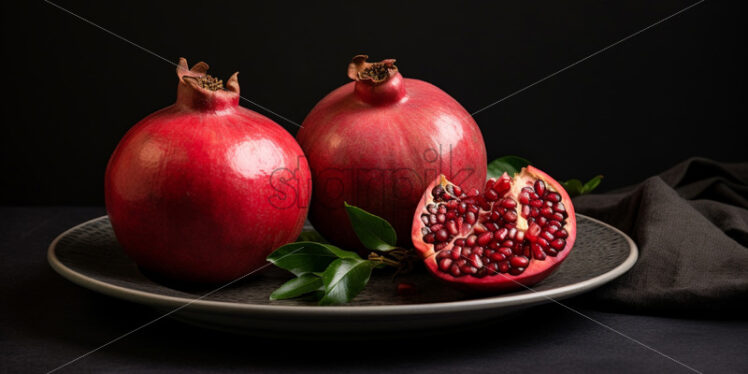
411;166;576;292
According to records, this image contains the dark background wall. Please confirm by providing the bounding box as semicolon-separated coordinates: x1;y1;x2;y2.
1;1;745;205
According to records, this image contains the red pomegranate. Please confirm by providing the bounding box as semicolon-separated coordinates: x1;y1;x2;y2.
411;167;576;291
105;58;311;284
297;55;487;249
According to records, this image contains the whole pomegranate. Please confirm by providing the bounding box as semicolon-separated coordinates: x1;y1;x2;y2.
105;58;311;284
412;167;576;291
297;55;487;249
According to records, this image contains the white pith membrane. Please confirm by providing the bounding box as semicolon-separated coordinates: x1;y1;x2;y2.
418;169;571;278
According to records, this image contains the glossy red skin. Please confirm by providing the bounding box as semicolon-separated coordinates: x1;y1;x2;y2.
411;167;577;292
105;60;311;284
297;71;487;249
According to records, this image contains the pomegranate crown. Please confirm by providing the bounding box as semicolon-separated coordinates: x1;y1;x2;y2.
347;55;398;84
176;58;239;94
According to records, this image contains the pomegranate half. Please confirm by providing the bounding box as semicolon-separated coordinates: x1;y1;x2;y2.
411;167;576;291
105;58;311;283
297;55;487;249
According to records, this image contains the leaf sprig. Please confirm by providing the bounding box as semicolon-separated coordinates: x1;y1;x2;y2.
267;202;414;305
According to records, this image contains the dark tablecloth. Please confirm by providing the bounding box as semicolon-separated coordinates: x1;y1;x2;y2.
1;206;747;373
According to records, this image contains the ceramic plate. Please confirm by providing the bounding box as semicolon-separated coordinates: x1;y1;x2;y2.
48;214;637;337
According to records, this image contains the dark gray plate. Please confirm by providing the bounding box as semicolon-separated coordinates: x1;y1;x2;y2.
48;214;637;336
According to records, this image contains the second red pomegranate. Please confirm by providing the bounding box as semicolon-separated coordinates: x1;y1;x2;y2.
297;55;487;249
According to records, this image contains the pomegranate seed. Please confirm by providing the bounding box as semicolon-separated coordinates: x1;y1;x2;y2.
495;227;508;241
437;205;447;214
420;215;429;225
430;224;443;232
427;203;437;214
541;230;555;242
439;258;452;271
462;247;472;257
546;248;558;257
515;230;525;242
447;220;458;235
502;240;514;248
458;202;467;213
466;235;477;247
435;242;448;251
501;198;517;209
437;213;446;223
421;227;430;235
508;228;517;239
472;246;484;257
446;211;456;220
452;185;462;196
556;229;568;238
531;207;540;217
437;249;450;259
546;192;561;202
496;178;512;192
465;211;477;224
499;247;513;257
530;199;543;208
469;254;483;268
537;238;550;249
454;239;466;246
554;202;566;213
485;189;498;201
432;186;444;198
450;264;461;276
477;232;493;246
509;267;524;275
534;180;546;196
521;205;531;218
423;233;435;243
498;261;510;273
546;224;559;234
553;212;565;222
490;211;501;221
551;238;566;250
489;252;505;262
467;188;480;197
435;229;449;242
537;217;548;226
504;211;518;222
541;207;553;217
526;222;541;241
532;244;546;260
485;179;496;191
429;214;437;225
451;246;462;260
519;192;530;204
446;199;458;209
467;204;479;214
485;222;499;231
488;241;501;250
473;224;488;234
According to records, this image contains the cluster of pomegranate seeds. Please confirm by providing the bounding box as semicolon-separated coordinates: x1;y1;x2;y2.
419;174;570;278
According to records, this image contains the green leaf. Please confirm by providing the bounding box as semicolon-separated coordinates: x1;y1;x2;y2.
344;202;397;251
318;258;374;305
267;242;360;276
581;175;603;194
487;155;531;178
562;179;584;197
296;229;328;243
269;274;324;300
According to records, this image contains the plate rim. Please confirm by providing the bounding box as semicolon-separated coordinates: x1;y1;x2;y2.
48;214;638;316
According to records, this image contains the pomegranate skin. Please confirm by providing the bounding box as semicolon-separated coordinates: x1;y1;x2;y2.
297;55;487;249
105;59;311;284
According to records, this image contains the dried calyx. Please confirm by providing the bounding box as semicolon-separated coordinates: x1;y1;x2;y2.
190;74;224;91
347;55;398;84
